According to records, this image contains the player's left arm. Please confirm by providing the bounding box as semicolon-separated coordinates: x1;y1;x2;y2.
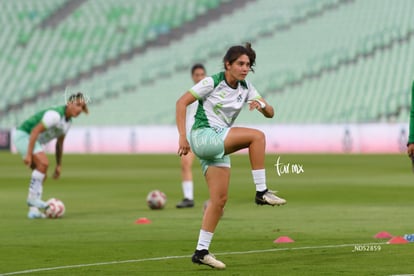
53;135;65;179
176;92;197;156
249;97;274;118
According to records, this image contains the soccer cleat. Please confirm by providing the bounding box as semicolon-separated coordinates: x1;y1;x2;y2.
27;198;49;209
176;198;194;208
255;189;286;206
27;210;46;219
192;250;226;269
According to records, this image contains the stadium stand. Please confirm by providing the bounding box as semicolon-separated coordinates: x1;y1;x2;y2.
0;0;234;125
0;0;413;127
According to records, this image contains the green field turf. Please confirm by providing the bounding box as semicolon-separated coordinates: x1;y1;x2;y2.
0;152;413;275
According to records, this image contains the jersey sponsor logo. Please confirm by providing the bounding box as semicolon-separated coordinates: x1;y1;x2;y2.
218;90;226;99
213;103;223;115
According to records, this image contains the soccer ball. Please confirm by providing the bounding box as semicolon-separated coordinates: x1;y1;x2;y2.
45;198;65;218
146;190;167;210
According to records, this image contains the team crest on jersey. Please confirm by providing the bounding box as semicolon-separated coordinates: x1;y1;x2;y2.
237;93;243;102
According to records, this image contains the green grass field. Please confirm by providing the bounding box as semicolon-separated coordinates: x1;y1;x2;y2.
0;152;413;275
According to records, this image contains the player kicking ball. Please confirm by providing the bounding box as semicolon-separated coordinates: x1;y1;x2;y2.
176;43;286;269
13;93;88;219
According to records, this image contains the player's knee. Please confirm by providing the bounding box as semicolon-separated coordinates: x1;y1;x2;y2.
36;160;49;173
215;194;228;209
181;160;191;172
254;129;265;143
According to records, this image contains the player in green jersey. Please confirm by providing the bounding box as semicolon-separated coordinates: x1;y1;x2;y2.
407;80;414;168
176;64;206;209
176;43;286;269
13;93;88;219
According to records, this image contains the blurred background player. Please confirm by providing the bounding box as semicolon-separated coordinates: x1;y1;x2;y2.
13;93;88;219
407;80;414;166
176;43;286;269
176;64;206;208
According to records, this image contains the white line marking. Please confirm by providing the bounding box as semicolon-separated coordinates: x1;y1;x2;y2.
0;242;386;275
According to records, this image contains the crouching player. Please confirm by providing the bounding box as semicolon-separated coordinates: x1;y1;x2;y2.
13;93;88;218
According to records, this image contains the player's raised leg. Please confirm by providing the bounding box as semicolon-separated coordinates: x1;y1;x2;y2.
224;127;286;206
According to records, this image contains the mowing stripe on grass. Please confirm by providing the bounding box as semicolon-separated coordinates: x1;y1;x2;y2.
0;242;386;275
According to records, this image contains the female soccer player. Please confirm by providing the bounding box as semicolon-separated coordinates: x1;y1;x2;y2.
176;64;206;208
13;93;88;219
176;43;286;269
407;80;414;164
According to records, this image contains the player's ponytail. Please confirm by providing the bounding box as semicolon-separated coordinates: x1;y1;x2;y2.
244;42;256;72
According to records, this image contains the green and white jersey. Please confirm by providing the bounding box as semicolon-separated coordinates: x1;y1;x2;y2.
17;106;71;144
409;80;414;144
186;101;198;133
189;72;262;130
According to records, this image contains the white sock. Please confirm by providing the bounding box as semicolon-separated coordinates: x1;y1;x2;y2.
252;169;267;192
28;170;45;200
196;229;214;251
29;207;40;213
182;180;194;200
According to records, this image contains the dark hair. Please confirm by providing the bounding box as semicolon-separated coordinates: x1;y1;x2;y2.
68;92;88;113
223;42;256;72
191;63;206;75
68;92;85;102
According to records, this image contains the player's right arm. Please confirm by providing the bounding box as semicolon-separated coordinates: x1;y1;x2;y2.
176;92;197;156
24;123;46;166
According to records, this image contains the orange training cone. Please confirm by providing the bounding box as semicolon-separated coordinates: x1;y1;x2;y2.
387;236;408;244
374;231;393;239
274;236;295;243
135;217;151;224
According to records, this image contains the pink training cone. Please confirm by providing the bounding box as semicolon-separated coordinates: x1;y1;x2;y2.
274;236;295;243
374;231;393;239
387;236;408;244
135;217;151;224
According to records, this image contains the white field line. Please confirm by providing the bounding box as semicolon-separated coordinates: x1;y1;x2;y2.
0;242;387;275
